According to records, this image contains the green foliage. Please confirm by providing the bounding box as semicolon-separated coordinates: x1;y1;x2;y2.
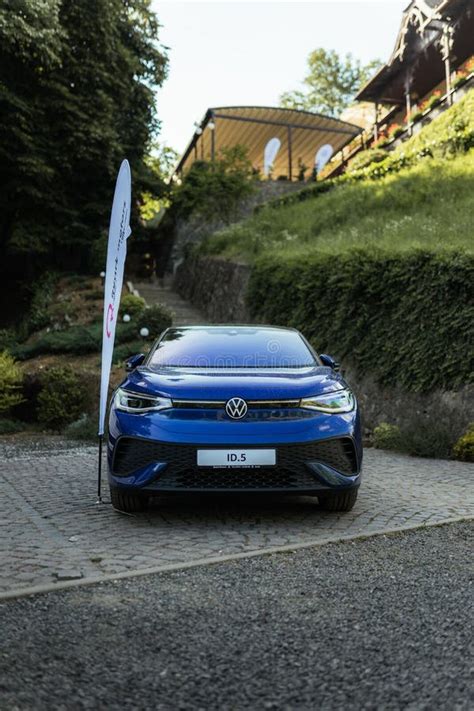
348;148;390;172
373;423;403;451
200;150;474;260
373;413;462;460
12;321;140;360
113;341;149;365
120;293;146;318
171;146;256;221
137;304;172;339
348;90;474;183
89;235;108;274
0;418;26;435
0;0;168;281
280;48;381;117
0;329;17;351
37;365;89;431
452;424;474;462
0;351;24;413
246;250;474;392
64;414;97;442
19;273;59;338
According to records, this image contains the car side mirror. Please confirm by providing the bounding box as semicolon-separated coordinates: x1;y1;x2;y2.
125;353;145;372
320;353;340;371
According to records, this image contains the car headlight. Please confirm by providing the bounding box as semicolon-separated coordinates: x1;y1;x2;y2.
114;388;172;414
300;389;354;414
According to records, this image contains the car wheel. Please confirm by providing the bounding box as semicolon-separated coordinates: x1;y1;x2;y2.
110;487;148;513
319;488;358;512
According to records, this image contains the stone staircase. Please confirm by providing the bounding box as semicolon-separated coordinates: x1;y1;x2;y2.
133;279;208;326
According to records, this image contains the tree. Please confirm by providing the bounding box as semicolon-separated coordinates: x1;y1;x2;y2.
0;0;168;295
171;146;256;222
280;48;381;117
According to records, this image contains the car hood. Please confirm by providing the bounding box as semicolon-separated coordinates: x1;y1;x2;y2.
120;365;349;401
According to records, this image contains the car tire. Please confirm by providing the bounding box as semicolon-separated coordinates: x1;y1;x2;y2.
319;488;358;512
110;487;148;513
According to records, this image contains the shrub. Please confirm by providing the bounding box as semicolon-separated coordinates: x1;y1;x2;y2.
0;418;26;435
373;407;464;459
0;329;17;351
37;366;89;431
373;423;403;450
171;145;256;221
452;424;474;462
137;304;172;339
64;414;97;442
420;90;442;112
120;293;146;318
19;272;58;338
348;148;389;172
12;321;139;360
89;234;108;273
453;71;468;89
0;351;24;413
398;411;461;459
112;341;149;364
389;124;405;139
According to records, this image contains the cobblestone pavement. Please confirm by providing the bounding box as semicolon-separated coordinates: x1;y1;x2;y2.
1;440;473;597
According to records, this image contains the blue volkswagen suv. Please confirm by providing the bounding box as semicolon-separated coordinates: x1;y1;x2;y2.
108;325;362;513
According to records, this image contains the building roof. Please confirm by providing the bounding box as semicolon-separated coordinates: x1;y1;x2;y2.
356;0;473;104
174;106;361;179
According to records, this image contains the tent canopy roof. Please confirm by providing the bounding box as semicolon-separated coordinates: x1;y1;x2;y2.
174;106;361;179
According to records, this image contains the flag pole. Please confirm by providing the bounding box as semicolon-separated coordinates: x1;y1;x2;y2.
97;434;103;503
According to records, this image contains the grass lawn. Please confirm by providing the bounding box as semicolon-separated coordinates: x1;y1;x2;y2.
202;150;474;261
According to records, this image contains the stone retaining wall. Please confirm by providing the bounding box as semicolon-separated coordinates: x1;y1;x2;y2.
174;256;251;323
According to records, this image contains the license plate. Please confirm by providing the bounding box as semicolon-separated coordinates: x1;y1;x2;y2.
197;449;276;468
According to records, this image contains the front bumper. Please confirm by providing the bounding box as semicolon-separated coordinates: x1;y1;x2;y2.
108;436;362;495
107;405;362;495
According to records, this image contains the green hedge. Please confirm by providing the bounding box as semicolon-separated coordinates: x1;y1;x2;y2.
246;249;474;392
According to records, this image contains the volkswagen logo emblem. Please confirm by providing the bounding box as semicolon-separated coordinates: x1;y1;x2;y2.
225;397;248;420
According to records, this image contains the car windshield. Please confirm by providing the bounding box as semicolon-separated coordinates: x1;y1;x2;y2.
148;327;316;368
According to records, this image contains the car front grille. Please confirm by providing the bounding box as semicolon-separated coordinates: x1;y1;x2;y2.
112;436;358;489
171;399;301;409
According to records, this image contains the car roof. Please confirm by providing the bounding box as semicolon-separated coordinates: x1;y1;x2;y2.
163;325;299;333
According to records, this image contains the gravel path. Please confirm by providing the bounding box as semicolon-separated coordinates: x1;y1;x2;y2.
1;521;472;710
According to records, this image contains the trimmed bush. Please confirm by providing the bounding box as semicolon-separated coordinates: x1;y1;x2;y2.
373;423;403;450
246;250;474;392
452;424;474;462
64;414;97;442
112;340;149;364
37;366;89;431
373;407;464;459
0;351;24;413
396;410;461;459
120;293;146;318
137;304;172;339
0;418;26;435
12;322;140;360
